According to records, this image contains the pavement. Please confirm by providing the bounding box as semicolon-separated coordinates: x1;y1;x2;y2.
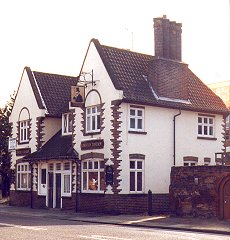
0;198;230;236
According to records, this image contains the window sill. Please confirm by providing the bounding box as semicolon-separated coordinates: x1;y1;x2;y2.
81;190;105;194
197;136;217;140
128;131;147;135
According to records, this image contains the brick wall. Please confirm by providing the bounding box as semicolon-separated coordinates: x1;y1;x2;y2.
10;190;31;207
170;165;230;218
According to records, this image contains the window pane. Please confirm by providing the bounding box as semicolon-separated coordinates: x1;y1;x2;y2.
88;172;98;190
130;161;135;169
137;110;142;116
130;172;135;191
92;116;96;130
137;161;142;169
48;164;53;171
137;119;142;129
99;161;104;169
209;118;213;124
17;174;20;188
83;172;87;190
56;163;61;171
204;118;208;124
87;117;91;131
21;173;27;188
88;161;93;169
130;118;135;129
18;165;20;171
130;109;135;116
204;126;208;135
96;115;100;130
87;108;91;114
198;117;202;123
198;125;202;135
209;126;213;136
92;107;96;113
21;165;24;171
100;172;105;191
137;172;142;191
64;162;70;170
41;169;46;184
64;175;70;193
83;162;87;169
68;114;73;132
94;161;98;169
28;173;31;188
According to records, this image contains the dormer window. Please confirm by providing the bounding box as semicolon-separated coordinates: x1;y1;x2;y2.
86;105;101;133
62;113;73;135
19;120;29;143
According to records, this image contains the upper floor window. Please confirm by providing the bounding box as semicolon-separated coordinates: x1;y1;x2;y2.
19;120;29;143
82;159;104;192
198;115;214;138
129;107;144;132
17;163;31;191
130;159;144;192
86;106;101;133
62;113;73;135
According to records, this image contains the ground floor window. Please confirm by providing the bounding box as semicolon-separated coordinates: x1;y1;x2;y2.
130;159;144;192
17;163;31;190
82;159;105;192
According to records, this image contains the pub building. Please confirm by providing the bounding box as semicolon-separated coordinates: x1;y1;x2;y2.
9;16;229;216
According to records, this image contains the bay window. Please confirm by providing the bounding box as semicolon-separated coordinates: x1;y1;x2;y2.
82;159;105;192
17;163;31;190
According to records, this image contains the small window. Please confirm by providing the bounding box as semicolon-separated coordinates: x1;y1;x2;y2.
62;113;73;135
129;107;144;132
41;169;46;184
197;115;215;138
86;106;101;133
19;120;30;143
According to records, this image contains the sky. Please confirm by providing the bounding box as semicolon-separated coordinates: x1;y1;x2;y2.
0;0;229;107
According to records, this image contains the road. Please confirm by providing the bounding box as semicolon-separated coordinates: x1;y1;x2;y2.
0;212;229;240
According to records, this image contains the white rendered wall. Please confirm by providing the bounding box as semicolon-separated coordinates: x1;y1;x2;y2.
119;104;224;194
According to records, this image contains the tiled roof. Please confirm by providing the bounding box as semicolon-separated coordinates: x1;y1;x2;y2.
23;130;78;161
92;39;228;114
26;67;77;117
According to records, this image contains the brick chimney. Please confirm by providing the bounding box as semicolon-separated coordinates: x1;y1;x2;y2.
154;15;182;61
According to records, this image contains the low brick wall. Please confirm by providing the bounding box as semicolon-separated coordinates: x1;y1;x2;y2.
77;193;169;214
170;165;230;218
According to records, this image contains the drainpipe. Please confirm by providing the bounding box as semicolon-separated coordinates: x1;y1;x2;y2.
173;109;181;166
30;162;33;209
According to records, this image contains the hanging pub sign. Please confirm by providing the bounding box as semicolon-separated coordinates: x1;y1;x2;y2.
71;86;85;107
106;166;114;185
81;139;104;150
16;147;31;156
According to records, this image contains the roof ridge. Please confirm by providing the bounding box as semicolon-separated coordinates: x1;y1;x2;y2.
32;70;78;79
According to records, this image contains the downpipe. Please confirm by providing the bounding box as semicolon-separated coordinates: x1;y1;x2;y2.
173;109;181;166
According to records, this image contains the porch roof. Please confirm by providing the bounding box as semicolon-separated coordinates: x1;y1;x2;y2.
22;130;78;162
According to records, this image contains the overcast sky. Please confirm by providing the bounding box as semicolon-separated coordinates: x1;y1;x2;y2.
0;0;229;107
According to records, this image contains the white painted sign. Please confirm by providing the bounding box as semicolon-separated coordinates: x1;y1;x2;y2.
8;138;16;151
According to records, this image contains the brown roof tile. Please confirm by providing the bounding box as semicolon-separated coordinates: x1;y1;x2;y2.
92;39;228;114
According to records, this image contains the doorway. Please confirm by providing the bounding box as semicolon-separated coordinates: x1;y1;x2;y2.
48;172;61;209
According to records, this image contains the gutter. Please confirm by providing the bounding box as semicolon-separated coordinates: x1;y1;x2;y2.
173;109;181;166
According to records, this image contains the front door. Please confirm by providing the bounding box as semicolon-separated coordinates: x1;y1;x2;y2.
56;173;61;208
224;180;230;219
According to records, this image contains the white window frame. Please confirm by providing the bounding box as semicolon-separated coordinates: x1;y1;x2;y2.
198;115;215;138
129;107;144;132
86;105;101;133
61;162;71;197
82;159;104;193
129;159;144;193
62;113;73;136
19;120;29;143
17;163;31;191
